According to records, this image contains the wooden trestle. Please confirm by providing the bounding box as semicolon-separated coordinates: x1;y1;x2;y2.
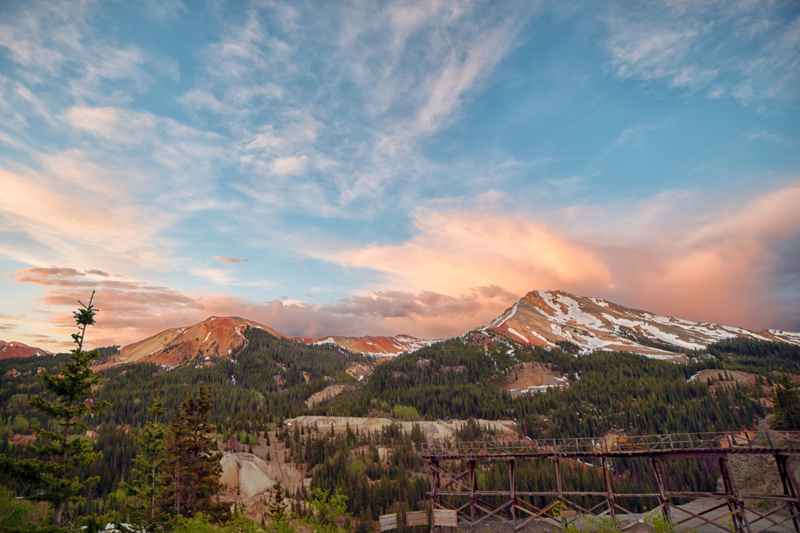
421;431;800;532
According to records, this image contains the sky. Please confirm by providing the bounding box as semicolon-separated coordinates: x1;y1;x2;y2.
1;0;799;350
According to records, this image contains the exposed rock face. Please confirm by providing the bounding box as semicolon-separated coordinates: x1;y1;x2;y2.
285;416;519;441
220;452;277;500
305;384;351;408
483;289;800;359
0;340;51;360
504;362;568;397
100;316;284;369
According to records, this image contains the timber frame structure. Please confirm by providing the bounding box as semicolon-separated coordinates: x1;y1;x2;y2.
421;431;800;532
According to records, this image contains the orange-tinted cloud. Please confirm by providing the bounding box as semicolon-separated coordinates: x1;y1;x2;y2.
330;210;613;297
13;183;800;346
628;184;800;329
16;267;203;347
0;168;173;270
15;267;516;345
329;183;800;332
200;286;518;339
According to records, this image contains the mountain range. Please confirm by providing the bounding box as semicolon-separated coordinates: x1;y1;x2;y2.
5;289;800;367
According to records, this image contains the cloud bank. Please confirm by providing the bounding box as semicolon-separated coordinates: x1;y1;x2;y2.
15;183;800;346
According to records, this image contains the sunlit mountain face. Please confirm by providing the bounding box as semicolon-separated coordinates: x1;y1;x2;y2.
1;1;799;349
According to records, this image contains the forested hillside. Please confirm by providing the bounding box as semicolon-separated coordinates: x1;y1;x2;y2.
319;338;768;437
1;318;799;531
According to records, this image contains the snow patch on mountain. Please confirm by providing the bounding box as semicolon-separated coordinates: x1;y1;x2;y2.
483;289;800;359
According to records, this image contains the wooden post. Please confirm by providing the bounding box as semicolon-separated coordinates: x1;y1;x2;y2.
650;457;671;524
719;456;750;533
509;458;517;524
469;459;477;524
555;456;566;527
601;456;616;520
554;457;563;499
776;454;800;533
430;458;440;533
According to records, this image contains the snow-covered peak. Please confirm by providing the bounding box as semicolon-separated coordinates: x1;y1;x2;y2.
485;289;800;360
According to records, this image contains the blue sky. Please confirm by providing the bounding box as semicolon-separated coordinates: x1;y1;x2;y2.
1;0;799;348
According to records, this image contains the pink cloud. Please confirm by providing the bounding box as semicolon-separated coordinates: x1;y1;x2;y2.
329;210;613;297
328;183;800;332
12;183;800;346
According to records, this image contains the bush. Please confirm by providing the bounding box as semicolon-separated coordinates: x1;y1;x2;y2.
169;513;269;533
307;488;349;533
391;405;419;420
0;487;49;533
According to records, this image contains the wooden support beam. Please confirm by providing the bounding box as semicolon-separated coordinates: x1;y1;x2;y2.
650;457;671;524
469;459;477;523
508;458;517;524
430;458;440;533
719;456;751;533
472;500;513;527
776;453;800;533
554;456;563;496
670;500;734;533
601;456;617;521
554;456;565;528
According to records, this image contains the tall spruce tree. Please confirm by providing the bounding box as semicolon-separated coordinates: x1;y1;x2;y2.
29;291;102;525
125;397;167;526
772;383;800;430
160;387;224;520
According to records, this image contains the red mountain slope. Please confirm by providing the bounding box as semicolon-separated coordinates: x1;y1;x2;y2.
0;340;51;360
308;334;435;357
101;316;284;368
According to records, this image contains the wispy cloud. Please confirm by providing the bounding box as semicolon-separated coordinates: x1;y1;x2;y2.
187;1;535;216
0;2;173;103
191;267;237;286
213;256;247;265
604;1;800;104
746;130;790;145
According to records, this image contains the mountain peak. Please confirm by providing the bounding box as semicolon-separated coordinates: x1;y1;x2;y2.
0;340;52;360
484;289;800;359
101;315;284;369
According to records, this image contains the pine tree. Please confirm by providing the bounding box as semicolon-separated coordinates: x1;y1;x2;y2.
772;384;800;430
263;481;294;532
160;387;224;521
125;397;167;526
27;291;102;526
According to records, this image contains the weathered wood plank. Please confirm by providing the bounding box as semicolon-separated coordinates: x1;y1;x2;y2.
379;513;397;531
406;510;428;527
433;508;458;527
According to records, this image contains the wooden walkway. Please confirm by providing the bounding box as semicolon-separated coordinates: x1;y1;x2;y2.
421;430;800;532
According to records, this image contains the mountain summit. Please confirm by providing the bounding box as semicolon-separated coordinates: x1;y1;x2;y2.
105;316;284;368
482;289;800;359
0;340;51;360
